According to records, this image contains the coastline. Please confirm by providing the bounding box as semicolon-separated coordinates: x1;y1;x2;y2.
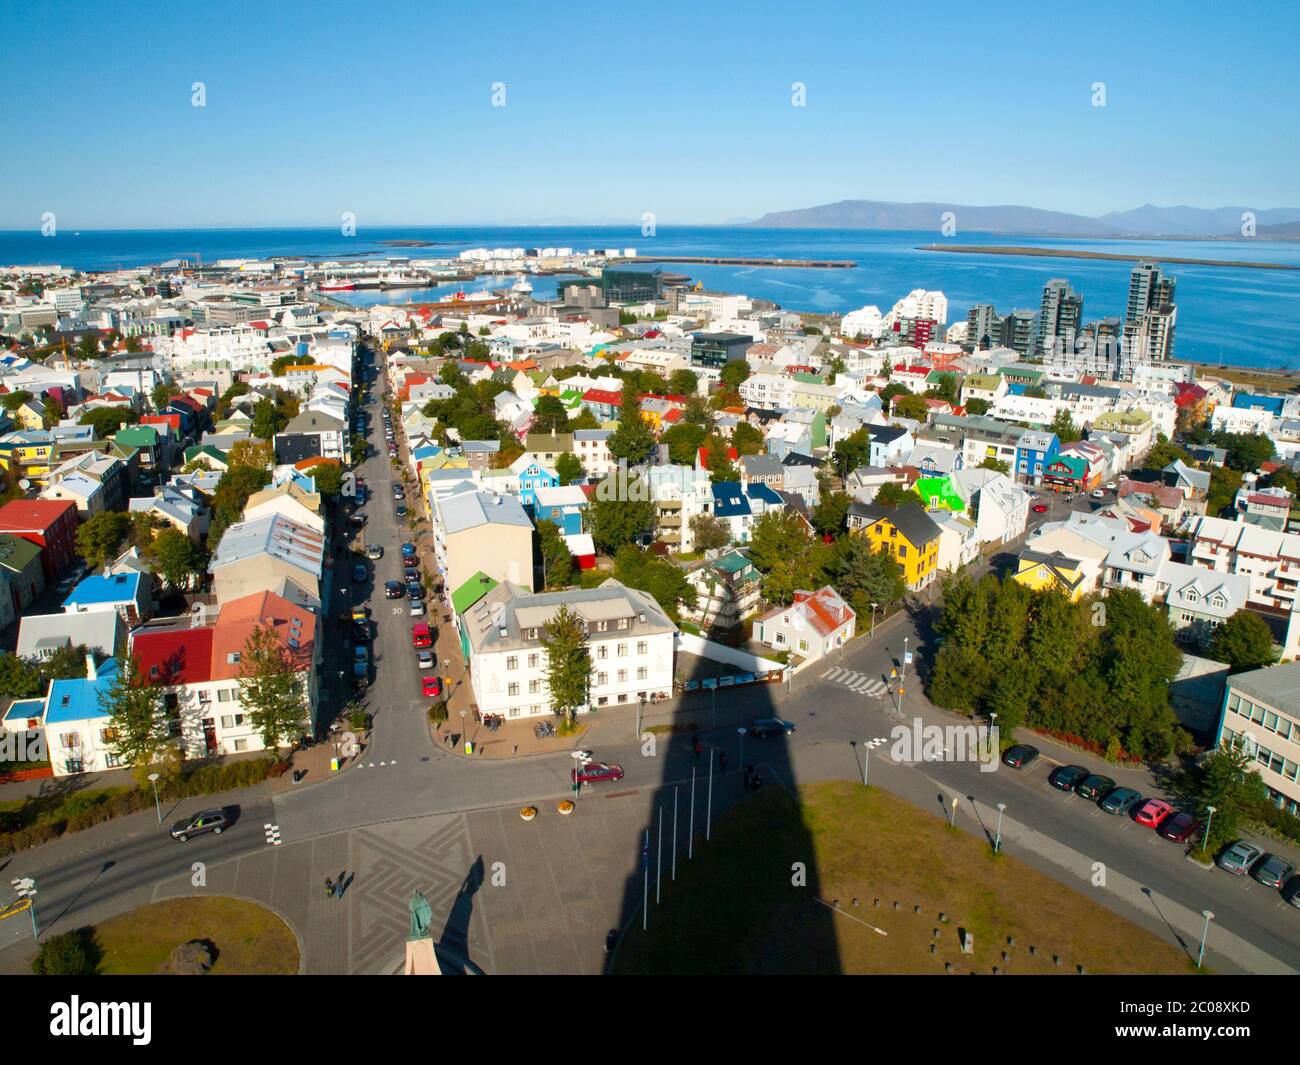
919;244;1299;271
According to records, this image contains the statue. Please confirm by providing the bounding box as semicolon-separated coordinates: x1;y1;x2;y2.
409;891;433;940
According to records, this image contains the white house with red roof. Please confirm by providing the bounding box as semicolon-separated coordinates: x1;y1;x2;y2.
752;586;856;663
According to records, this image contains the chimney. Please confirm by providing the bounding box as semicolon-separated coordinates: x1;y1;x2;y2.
85;653;98;681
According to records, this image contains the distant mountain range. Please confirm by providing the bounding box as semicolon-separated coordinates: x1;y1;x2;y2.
747;200;1300;238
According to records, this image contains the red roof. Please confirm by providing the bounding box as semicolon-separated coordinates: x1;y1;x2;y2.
583;388;623;405
132;626;215;685
141;414;181;432
0;499;76;532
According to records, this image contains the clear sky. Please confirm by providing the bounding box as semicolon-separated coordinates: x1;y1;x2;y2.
1;0;1297;229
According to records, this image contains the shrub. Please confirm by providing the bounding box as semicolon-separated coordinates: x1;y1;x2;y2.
427;701;448;724
348;709;370;732
32;929;98;975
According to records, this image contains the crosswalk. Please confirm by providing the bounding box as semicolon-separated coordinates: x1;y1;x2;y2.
820;666;890;698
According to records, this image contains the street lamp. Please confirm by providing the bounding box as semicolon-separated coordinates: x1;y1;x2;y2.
1197;910;1214;970
994;802;1006;853
1201;805;1216;853
948;796;959;827
736;726;746;777
870;602;878;637
147;772;162;824
637;695;645;740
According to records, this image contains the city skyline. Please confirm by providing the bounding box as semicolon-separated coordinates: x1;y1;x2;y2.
2;0;1298;229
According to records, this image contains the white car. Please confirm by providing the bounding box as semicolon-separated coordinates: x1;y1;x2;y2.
416;650;434;669
1091;489;1105;498
409;600;426;617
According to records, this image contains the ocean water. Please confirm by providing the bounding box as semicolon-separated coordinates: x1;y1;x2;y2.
1;225;1297;369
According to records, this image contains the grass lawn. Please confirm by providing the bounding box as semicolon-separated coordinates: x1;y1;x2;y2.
615;780;1194;975
91;896;299;975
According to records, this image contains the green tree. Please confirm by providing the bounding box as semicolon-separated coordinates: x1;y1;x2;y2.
731;421;765;457
720;360;750;390
749;511;829;605
148;528;204;591
32;930;98;976
1206;465;1243;517
668;369;698;396
978;456;1010;475
1;390;32;411
77;406;137;438
662;422;709;466
1198;744;1269;854
543;604;591;726
964;397;990;416
812;490;852;536
308;462;344;498
606;379;655;465
0;652;42;698
555;451;585;486
833;427;871;477
613;544;697;621
1209;610;1276;673
829;535;906;616
537;519;575;589
1049;407;1081;445
873;481;912;508
893;394;929;420
589;476;655;554
271;354;297;376
688;512;730;553
532;394;570;434
99;657;170;776
1144;439;1191;471
75;511;130;569
237;624;308;752
150;381;173;410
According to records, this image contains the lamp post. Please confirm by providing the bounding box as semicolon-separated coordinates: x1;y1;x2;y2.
1197;910;1214;970
637;695;644;740
948;796;959;828
994;802;1006;853
11;877;37;939
736;726;746;779
860;740;870;786
870;602;878;637
1202;805;1217;854
147;772;162;824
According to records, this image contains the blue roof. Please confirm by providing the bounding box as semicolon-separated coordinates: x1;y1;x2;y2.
412;445;441;460
62;571;140;608
711;481;751;518
745;482;783;505
45;658;120;724
4;699;45;723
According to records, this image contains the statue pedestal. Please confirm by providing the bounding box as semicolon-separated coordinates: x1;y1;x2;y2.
404;937;442;975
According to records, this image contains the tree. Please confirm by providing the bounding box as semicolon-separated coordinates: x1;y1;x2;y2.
227;438;274;472
537;519;575;589
0;389;32;411
532;394;569;434
978;456;1010;475
720;360;750;390
307;462;343;498
812;490;852;536
0;652;42;698
555;452;585;486
873;482;912;509
748;511;830;606
613;544;697;621
589;476;655;554
1197;744;1269;854
1212;431;1275;473
879;382;909;406
829;536;906;616
543;604;590;726
1049;407;1081;445
148;528;204;591
702;434;740;483
893;394;929;420
99;657;170;776
77;406;137;438
150;381;173;410
964;397;990;416
1206;465;1243;517
207;464;273;550
662;422;708;466
668;369;698;396
1144;439;1191;471
731;421;765;457
76;511;130;569
32;930;98;976
271;354;297;376
606;380;655;465
925;372;958;403
833;427;871;477
237;624;308;752
1209;611;1276;673
689;513;730;553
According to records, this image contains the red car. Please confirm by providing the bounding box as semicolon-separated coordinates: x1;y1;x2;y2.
1135;798;1173;828
412;621;432;649
421;676;443;698
1158;811;1201;843
572;762;624;785
1032;503;1049;514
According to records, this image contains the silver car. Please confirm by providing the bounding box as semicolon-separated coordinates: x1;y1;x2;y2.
416;650;434;669
1217;840;1263;876
1253;854;1297;889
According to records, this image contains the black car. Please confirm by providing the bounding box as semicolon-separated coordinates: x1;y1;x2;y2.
406;582;425;600
385;580;405;599
352;620;370;641
403;567;420;584
1049;764;1090;791
1075;774;1116;802
171;808;230;842
395;504;408;518
748;718;796;738
1002;744;1040;769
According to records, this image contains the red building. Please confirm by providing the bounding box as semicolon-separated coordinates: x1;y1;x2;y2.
0;499;78;579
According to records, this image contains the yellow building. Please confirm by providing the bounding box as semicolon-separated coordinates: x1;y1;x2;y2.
846;502;942;590
0;433;56;488
1012;548;1089;601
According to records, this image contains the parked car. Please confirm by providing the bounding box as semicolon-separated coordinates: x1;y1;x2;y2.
401;542;416;557
1099;787;1143;816
409;599;426;617
1002;744;1039;769
170;808;231;842
385;580;405;599
412;621;432;649
352;620;370;641
366;543;383;559
572;761;624;785
1281;876;1300;909
1253;854;1297;889
748;718;796;738
416;650;434;670
395;504;408;518
1158;812;1202;843
1217;840;1263;876
407;582;424;600
1134;798;1174;828
1049;764;1090;791
1032;503;1049;514
1091;489;1106;498
1075;774;1116;801
421;675;443;698
349;511;367;525
392;484;405;499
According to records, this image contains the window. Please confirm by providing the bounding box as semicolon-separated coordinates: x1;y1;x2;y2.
597;672;607;686
507;682;519;697
233;738;248;752
637;641;647;655
597;645;608;660
637;667;647;680
506;656;518;670
529;680;540;694
60;733;80;750
105;753;124;768
217;688;233;703
617;643;627;657
617;669;627;683
99;728;118;744
198;689;211;703
527;653;538;668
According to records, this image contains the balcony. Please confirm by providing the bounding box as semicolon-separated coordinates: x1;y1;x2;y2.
659;514;682;528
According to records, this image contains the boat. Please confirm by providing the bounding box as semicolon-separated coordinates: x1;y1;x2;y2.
511;274;533;294
319;278;357;291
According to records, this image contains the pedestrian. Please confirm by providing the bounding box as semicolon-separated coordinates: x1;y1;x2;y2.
324;877;335;898
693;738;702;762
513;744;518;756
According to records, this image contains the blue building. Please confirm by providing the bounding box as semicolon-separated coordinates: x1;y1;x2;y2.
1231;392;1286;416
511;458;559;509
532;485;588;535
1015;430;1060;486
43;657;122;775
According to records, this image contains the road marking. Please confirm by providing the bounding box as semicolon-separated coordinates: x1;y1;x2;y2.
264;823;282;846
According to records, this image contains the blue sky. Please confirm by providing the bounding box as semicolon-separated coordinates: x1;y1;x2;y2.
1;0;1297;228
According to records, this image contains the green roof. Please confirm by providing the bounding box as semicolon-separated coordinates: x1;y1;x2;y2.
114;425;159;447
0;532;42;572
452;571;499;615
913;477;965;512
713;551;753;575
